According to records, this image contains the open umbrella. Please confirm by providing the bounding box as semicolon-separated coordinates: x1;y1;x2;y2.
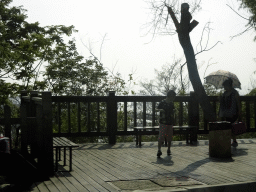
204;70;241;89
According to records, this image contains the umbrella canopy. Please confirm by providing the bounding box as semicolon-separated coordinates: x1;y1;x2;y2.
204;70;241;89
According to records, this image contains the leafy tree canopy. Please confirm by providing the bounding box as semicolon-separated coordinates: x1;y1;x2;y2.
0;0;130;106
239;0;256;40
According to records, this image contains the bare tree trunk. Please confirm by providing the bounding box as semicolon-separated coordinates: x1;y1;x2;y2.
168;6;216;122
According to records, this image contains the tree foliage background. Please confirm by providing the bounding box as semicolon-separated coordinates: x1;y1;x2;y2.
0;0;132;143
0;0;131;103
238;0;256;40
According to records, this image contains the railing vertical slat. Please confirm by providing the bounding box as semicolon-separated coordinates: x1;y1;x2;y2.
213;101;217;121
97;102;100;132
20;91;28;154
203;103;208;131
254;99;256;129
246;101;250;129
134;102;137;127
68;102;71;133
152;102;156;127
204;115;208;131
179;101;183;126
4;105;11;149
77;102;81;133
124;102;127;132
87;102;91;132
143;101;146;126
58;101;61;133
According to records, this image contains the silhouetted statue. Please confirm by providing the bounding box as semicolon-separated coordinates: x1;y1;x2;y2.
180;3;192;33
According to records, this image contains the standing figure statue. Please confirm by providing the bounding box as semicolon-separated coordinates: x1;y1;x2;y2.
180;3;192;33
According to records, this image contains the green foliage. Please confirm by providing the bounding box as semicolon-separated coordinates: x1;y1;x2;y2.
239;0;256;40
0;0;78;99
247;88;256;96
45;47;109;96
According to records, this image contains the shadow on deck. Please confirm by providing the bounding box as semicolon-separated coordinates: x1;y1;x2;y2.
24;139;256;191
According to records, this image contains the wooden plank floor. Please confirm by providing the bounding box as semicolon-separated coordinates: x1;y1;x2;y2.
29;138;256;191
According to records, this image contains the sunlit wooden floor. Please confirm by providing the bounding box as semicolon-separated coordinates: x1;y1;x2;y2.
29;138;256;192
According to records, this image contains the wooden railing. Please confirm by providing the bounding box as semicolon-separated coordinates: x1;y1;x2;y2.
49;91;256;140
0;90;254;176
50;91;199;142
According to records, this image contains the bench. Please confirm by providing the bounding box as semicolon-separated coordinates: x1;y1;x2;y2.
53;137;79;172
134;125;197;146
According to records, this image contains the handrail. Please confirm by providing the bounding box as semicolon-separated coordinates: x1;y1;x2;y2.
22;96;30;102
32;97;42;105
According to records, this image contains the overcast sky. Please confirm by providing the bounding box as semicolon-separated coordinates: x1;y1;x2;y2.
10;0;256;95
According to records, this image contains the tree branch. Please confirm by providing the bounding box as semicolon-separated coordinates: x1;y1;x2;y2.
230;25;253;40
99;33;109;61
226;4;254;40
226;4;250;21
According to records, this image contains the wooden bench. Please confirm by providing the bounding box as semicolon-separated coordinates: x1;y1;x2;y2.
53;137;79;172
134;125;197;146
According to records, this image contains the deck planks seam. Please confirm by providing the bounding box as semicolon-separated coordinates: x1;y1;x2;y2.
72;150;120;181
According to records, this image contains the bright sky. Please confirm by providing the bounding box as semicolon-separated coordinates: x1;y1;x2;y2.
10;0;256;95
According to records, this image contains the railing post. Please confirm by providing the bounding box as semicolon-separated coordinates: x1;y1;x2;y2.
42;91;54;176
20;90;28;154
4;105;11;149
29;91;38;116
107;91;117;144
28;91;38;157
37;91;53;176
188;91;199;142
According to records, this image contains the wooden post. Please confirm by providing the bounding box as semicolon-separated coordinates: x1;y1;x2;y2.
36;99;43;172
29;91;38;116
28;91;38;156
188;91;199;142
42;91;54;176
37;92;54;176
107;91;117;144
20;90;28;154
4;105;11;149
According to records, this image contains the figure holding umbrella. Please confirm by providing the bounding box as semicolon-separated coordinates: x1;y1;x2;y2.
205;70;242;147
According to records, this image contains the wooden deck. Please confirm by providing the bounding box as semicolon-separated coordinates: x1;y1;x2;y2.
29;138;256;191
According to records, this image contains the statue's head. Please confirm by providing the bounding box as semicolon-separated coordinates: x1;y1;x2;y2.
181;3;189;11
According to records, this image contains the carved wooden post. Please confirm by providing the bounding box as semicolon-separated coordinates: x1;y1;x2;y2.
4;105;11;149
188;91;199;142
20;90;28;154
107;91;117;144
